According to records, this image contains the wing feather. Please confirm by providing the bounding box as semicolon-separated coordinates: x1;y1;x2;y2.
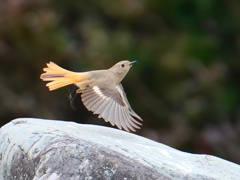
114;104;121;129
101;99;114;122
129;116;141;129
81;82;142;132
91;98;106;113
122;107;135;132
108;101;116;126
85;96;101;110
95;98;110;115
120;107;130;132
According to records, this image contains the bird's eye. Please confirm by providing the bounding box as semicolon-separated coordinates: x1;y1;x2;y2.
121;64;125;67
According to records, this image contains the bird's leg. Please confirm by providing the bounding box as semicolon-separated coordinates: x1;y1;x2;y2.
68;86;78;110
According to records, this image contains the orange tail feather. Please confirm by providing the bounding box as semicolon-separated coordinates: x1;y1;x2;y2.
40;62;87;91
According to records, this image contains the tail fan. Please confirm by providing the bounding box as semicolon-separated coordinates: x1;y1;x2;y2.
40;62;87;91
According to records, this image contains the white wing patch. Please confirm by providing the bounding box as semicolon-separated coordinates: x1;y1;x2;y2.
116;85;128;105
93;86;108;99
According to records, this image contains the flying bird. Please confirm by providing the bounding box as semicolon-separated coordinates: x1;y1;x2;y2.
40;60;142;132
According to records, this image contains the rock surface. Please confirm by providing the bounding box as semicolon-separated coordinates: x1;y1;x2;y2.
0;118;239;180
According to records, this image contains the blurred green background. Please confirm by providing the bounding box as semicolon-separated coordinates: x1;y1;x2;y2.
1;0;240;164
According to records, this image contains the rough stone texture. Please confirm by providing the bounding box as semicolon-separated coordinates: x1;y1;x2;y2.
0;118;239;180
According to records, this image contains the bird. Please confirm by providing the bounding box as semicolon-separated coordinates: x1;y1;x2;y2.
40;60;143;132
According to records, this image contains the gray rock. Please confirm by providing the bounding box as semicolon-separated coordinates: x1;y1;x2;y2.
0;118;239;180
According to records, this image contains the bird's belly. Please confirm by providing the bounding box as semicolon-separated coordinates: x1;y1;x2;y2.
75;79;93;92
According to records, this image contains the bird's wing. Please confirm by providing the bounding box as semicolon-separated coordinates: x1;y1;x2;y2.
117;83;143;121
81;81;142;132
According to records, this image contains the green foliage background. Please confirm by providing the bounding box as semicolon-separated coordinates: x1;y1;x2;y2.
1;0;240;164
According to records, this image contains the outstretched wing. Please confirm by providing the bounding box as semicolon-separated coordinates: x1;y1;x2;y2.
81;81;142;132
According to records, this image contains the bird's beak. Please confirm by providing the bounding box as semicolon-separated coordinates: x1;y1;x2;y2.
130;61;137;65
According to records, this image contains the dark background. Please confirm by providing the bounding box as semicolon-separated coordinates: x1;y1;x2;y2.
1;0;240;164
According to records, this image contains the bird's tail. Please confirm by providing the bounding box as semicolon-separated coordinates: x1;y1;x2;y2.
40;62;87;91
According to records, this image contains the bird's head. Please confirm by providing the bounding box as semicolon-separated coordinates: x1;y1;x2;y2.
109;60;136;83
